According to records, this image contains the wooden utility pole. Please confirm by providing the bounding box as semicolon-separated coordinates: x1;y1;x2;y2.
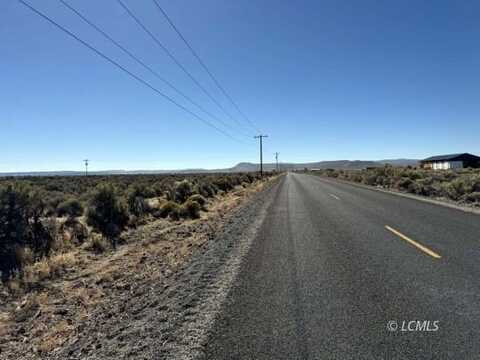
83;159;89;176
254;135;268;176
274;152;279;172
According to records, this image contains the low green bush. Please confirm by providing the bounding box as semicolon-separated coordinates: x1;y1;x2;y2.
181;199;201;219
188;194;207;208
197;181;217;198
462;192;480;204
56;198;84;218
159;201;181;220
126;185;151;218
213;177;233;192
174;180;193;203
86;183;128;248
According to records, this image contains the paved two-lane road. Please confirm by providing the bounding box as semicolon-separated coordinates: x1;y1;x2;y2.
204;172;480;359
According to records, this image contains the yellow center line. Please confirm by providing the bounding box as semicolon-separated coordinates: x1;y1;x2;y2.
385;225;442;259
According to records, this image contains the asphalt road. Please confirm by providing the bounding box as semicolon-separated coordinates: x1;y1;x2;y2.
204;172;480;359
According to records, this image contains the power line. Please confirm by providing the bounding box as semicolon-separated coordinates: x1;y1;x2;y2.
17;0;246;144
152;0;261;134
58;0;244;138
115;0;254;137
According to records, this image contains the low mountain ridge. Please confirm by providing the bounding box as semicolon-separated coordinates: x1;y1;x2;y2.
0;159;419;177
229;159;419;172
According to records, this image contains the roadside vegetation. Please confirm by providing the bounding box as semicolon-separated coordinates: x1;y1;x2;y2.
0;172;279;357
311;166;480;207
0;172;267;289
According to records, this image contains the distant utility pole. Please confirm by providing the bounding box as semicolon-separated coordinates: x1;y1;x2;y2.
83;159;89;177
274;152;280;172
254;135;268;176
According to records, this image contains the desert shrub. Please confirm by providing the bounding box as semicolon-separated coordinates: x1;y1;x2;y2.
471;175;480;192
394;177;414;191
240;173;254;184
26;189;54;258
404;170;423;181
61;220;88;245
0;185;30;281
44;192;69;216
181;199;201;219
440;178;473;200
87;234;109;253
197;181;217;198
86;184;128;249
405;181;421;194
444;170;458;180
213;177;233;192
164;184;176;202
126;185;151;218
375;175;388;187
352;173;363;183
159;201;181;220
56;198;84;218
362;174;378;186
462;192;480;204
229;175;242;187
152;181;167;196
22;253;75;288
174;180;193;203
324;169;338;178
188;194;207;208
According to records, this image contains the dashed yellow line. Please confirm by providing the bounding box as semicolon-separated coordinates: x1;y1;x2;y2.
385;225;442;259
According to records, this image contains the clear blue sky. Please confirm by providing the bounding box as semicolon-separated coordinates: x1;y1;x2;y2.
2;0;480;172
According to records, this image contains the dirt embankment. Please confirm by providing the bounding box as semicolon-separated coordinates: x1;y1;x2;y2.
0;176;282;360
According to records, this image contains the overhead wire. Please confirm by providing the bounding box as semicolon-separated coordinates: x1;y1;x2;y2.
17;0;248;144
151;0;261;134
58;0;248;137
115;0;255;137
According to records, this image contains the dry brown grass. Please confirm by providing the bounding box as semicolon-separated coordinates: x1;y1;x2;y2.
85;233;109;253
22;253;76;287
35;320;74;354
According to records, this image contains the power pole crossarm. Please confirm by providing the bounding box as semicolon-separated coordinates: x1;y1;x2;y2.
254;135;268;176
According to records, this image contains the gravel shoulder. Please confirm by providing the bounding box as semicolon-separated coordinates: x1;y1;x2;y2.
0;176;282;360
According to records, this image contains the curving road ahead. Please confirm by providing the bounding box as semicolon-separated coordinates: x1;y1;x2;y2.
204;172;480;359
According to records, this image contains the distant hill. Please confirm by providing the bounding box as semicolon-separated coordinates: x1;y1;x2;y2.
228;160;378;172
0;159;419;177
229;159;419;172
377;159;419;167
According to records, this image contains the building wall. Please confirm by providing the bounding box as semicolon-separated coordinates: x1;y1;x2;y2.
432;161;463;170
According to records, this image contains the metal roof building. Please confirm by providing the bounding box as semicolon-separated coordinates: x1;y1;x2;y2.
420;153;480;170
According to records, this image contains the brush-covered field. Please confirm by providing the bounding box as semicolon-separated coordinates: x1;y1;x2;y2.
0;172;266;284
0;172;279;358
